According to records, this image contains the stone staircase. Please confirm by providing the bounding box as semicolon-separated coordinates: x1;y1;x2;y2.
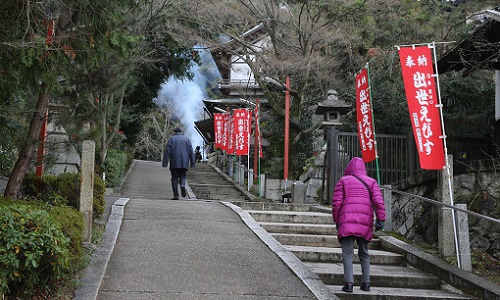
233;201;477;300
187;163;251;201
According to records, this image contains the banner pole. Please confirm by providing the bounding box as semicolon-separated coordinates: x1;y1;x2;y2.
366;63;381;184
247;109;251;191
431;41;461;268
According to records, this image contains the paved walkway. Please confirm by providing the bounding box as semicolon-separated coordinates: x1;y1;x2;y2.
75;160;333;300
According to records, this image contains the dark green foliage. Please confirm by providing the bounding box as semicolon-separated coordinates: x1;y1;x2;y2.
0;201;73;297
102;148;133;188
0;92;28;177
93;175;106;219
49;206;85;266
260;109;318;180
21;173;105;220
440;71;496;136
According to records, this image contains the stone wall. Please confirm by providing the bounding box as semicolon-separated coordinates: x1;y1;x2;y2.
391;160;500;260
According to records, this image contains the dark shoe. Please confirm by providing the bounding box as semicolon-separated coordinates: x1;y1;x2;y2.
360;282;370;291
172;197;179;200
342;283;353;293
181;185;187;197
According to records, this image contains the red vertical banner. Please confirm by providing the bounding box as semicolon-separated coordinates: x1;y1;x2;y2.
399;46;445;170
221;113;230;151
227;114;234;154
233;109;252;156
356;68;376;163
213;114;224;149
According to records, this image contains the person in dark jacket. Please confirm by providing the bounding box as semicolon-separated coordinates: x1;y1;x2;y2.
194;146;202;163
331;157;386;293
162;127;195;199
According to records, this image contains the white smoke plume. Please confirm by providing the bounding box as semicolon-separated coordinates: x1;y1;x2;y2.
155;47;221;150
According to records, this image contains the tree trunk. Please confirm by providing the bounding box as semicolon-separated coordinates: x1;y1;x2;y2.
4;88;51;199
99;88;125;168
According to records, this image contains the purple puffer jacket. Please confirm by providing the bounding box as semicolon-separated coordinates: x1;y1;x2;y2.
332;157;386;242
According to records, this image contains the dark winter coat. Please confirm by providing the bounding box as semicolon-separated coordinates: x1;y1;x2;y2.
331;157;386;242
162;133;195;170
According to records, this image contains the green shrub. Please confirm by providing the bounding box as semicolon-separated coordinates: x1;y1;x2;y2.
102;148;133;188
0;201;72;297
49;206;85;266
93;175;105;219
22;173;76;207
22;173;105;220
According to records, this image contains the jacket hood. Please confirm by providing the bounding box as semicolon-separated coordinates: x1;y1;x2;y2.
343;157;367;176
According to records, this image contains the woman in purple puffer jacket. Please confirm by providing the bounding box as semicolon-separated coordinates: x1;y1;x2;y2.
332;157;386;293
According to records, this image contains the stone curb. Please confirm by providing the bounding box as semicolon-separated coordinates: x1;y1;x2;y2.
73;198;130;300
221;201;340;300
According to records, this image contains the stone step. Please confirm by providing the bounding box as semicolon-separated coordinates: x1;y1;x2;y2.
233;201;480;300
305;262;440;289
189;183;235;187
192;194;244;200
248;210;334;224
272;233;340;247
233;201;324;212
327;285;477;300
284;245;405;265
271;233;382;249
188;175;230;180
190;188;242;195
259;222;336;235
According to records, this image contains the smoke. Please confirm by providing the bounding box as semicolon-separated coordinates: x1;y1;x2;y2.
155;47;221;150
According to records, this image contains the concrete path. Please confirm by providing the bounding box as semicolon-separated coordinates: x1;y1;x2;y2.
76;160;322;300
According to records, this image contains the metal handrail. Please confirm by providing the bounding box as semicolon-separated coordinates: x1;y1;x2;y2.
381;186;500;224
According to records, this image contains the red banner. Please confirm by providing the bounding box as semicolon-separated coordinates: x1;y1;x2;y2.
356;68;376;163
213;113;224;149
228;114;234;154
233;109;252;156
399;46;445;170
221;114;230;151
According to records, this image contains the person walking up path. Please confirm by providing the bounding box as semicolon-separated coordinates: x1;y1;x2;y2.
162;127;196;200
331;157;386;293
77;160;319;300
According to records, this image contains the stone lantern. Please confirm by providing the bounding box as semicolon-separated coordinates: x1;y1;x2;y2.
314;90;350;127
314;90;350;204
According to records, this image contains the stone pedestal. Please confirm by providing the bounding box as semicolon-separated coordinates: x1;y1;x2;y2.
439;155;456;258
291;181;306;204
79;140;95;243
456;203;472;271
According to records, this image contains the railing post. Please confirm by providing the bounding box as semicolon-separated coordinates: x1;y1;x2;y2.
259;174;266;199
248;168;253;191
382;185;392;232
228;155;233;178
439;154;456;258
456;203;472;271
238;164;244;186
